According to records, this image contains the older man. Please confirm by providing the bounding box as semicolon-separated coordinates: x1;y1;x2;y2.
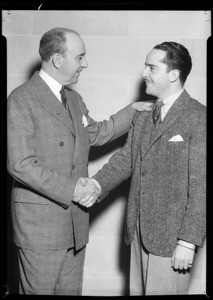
7;27;152;295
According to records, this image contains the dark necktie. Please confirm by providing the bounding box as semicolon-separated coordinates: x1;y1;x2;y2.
60;86;68;109
59;86;74;129
152;100;164;128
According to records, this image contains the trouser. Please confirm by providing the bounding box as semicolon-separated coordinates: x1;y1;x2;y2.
130;220;191;295
17;246;86;295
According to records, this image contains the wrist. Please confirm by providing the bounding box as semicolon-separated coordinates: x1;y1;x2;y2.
90;178;101;193
177;240;196;250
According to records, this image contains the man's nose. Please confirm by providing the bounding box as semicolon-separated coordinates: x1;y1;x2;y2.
81;57;88;68
142;67;148;78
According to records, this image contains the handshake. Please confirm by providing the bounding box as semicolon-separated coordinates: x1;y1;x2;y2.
73;177;101;208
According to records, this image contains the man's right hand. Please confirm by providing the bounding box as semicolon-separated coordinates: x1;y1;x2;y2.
73;177;101;207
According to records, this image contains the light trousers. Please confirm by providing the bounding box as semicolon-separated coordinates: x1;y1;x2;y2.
17;246;86;295
130;220;191;295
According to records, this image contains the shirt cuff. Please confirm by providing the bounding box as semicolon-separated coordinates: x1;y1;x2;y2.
177;240;196;250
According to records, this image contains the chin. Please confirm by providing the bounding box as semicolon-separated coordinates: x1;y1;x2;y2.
146;87;157;97
145;87;152;95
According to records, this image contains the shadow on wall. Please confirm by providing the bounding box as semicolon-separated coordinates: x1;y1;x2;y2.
89;136;131;295
28;61;41;78
89;179;131;295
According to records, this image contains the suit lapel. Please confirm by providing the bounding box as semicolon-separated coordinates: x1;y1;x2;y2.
31;72;75;135
142;90;190;156
139;113;154;159
65;90;82;162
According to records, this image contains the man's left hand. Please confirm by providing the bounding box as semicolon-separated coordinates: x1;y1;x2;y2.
171;244;195;270
132;101;154;112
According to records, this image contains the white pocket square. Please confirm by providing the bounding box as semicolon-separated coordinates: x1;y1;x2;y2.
168;135;184;142
82;115;89;127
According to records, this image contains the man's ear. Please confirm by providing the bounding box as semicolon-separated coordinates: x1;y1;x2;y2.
52;53;62;69
169;69;180;83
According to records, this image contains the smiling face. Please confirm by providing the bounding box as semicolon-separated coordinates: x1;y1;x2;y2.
142;49;173;100
59;32;88;85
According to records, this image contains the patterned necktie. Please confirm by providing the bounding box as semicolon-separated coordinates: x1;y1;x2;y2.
59;86;74;128
60;86;68;109
152;100;164;128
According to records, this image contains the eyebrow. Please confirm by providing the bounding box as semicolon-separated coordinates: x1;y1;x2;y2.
77;52;86;56
74;53;86;59
145;63;158;68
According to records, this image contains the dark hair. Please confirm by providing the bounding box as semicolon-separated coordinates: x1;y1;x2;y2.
39;27;79;62
153;41;192;85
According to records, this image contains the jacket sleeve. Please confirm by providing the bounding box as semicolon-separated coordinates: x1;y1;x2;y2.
178;108;206;247
92;121;135;200
88;104;136;146
7;92;77;209
78;96;136;146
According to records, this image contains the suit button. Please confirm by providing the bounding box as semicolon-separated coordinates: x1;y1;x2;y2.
59;141;64;146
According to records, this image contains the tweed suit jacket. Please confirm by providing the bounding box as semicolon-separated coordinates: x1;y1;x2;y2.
93;90;206;257
7;71;136;251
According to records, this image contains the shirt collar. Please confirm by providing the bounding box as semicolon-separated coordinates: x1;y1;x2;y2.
39;69;62;99
161;89;184;107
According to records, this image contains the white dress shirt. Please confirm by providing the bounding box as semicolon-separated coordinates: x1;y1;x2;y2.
160;89;184;121
39;69;62;102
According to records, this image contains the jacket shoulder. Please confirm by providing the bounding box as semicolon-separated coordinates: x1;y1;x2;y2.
182;97;206;134
188;97;206;112
8;75;39;102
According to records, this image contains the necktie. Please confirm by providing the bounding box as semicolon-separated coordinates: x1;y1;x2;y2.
60;86;68;109
59;86;74;128
152;100;164;128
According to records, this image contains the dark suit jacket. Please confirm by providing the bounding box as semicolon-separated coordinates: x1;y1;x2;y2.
94;90;206;257
7;71;136;251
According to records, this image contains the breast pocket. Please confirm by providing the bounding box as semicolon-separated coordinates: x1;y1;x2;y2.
166;140;189;173
167;139;187;151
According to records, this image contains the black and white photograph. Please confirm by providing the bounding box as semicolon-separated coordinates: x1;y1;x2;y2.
2;8;211;297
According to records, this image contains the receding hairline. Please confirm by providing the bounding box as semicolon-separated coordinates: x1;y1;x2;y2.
64;29;80;37
63;30;85;46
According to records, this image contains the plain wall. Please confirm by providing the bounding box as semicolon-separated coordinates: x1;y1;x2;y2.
3;10;210;296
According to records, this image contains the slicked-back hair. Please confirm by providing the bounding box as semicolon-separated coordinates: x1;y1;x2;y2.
39;27;80;62
153;41;192;85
